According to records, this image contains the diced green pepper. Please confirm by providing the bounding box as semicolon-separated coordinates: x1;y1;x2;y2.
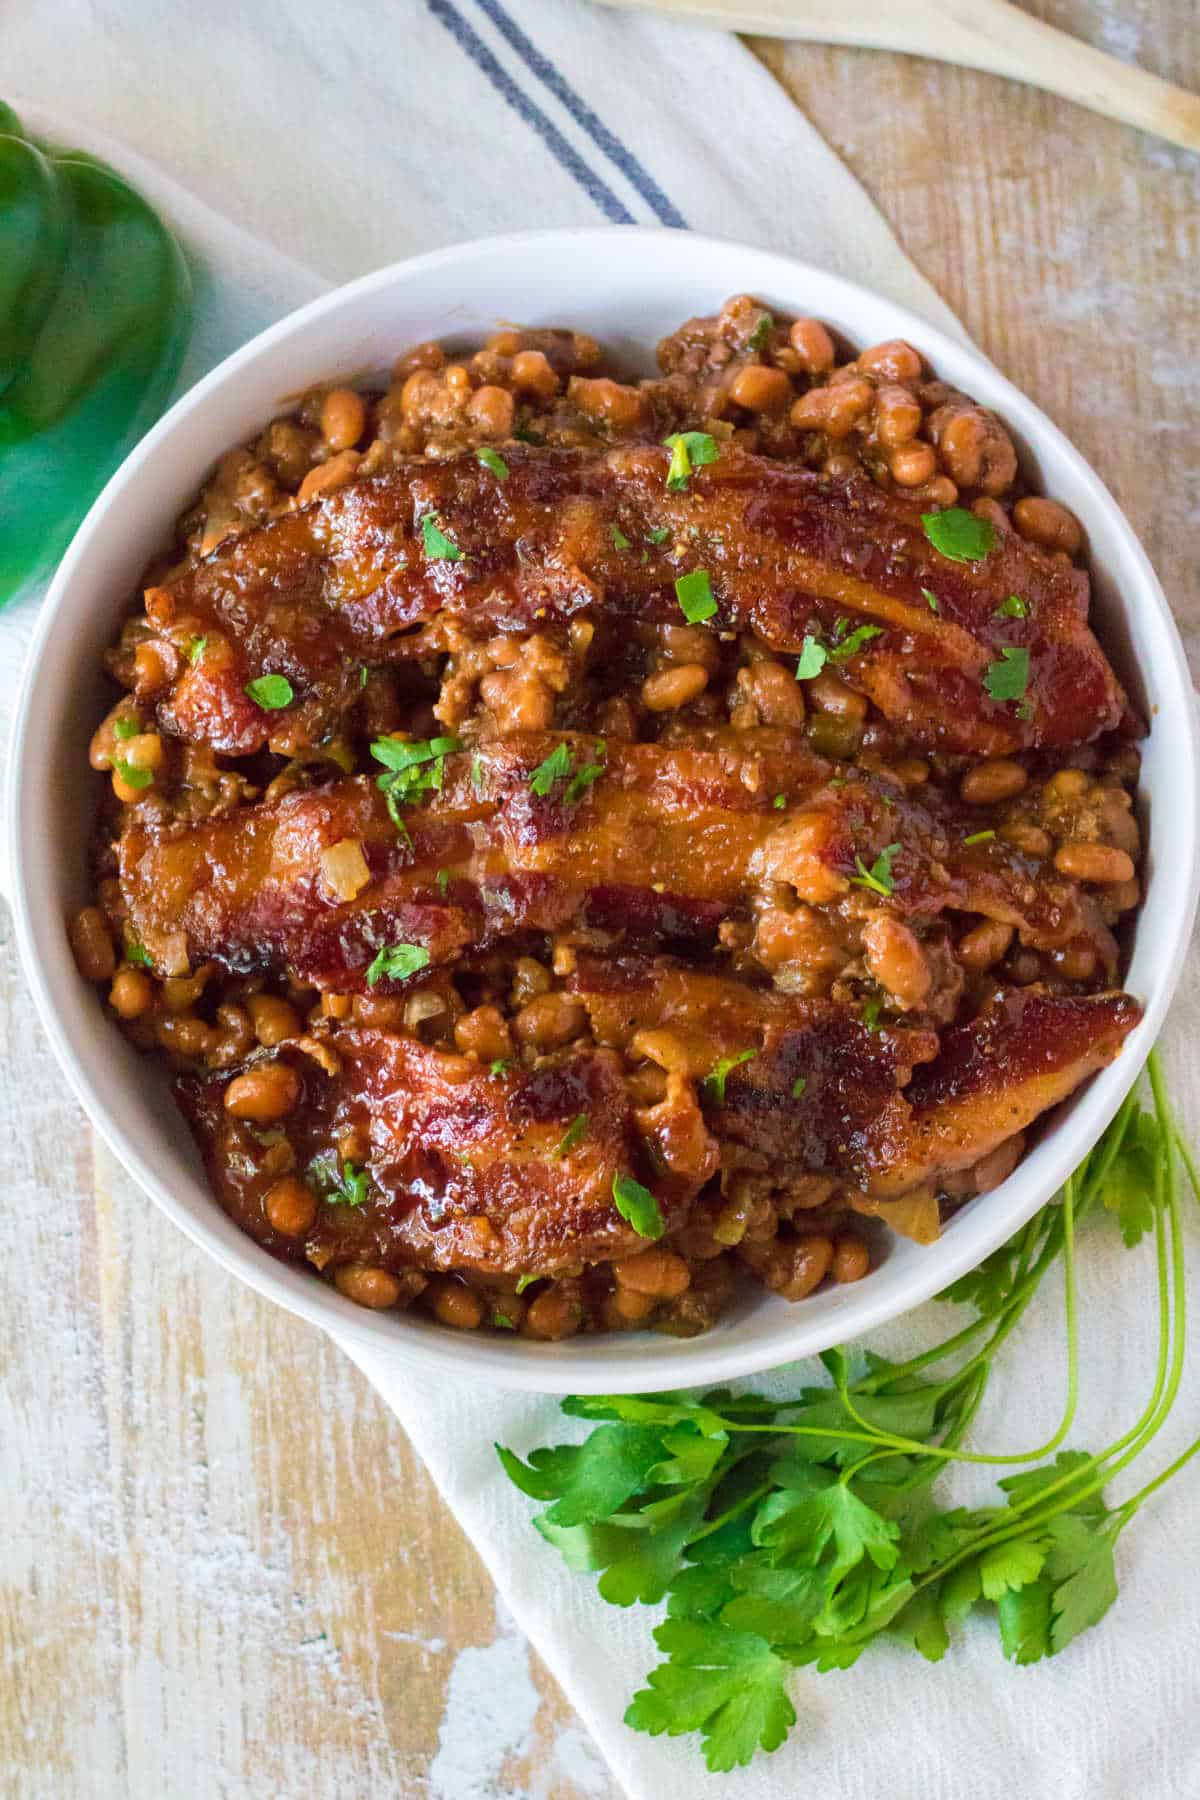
0;102;192;604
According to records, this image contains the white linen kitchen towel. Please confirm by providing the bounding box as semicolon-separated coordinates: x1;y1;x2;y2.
4;5;1199;1797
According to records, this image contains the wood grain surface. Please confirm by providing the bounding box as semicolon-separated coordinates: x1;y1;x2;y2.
2;4;1196;1794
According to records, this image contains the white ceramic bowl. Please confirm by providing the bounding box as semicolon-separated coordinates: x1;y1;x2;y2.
7;228;1198;1394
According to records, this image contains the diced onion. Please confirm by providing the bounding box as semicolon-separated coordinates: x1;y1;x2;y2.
320;837;371;901
160;931;190;977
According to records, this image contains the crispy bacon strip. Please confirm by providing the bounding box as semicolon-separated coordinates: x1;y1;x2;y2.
858;987;1142;1194
115;733;1112;986
116;732;1103;987
176;1031;716;1279
570;952;939;1187
136;445;1127;755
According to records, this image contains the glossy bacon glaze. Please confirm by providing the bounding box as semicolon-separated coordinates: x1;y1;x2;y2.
80;298;1146;1340
134;446;1126;757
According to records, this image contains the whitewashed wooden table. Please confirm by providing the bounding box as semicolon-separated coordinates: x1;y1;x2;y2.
2;4;1196;1793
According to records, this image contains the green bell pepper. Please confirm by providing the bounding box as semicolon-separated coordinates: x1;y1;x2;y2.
0;103;192;603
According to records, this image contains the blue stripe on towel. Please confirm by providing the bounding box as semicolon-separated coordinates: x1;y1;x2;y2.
471;0;687;228
427;0;637;223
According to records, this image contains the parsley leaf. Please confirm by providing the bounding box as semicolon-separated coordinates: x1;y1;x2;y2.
626;1620;796;1773
529;741;574;796
963;829;996;846
702;1049;756;1106
489;1058;511;1078
420;513;464;560
112;716;139;741
612;1172;665;1240
308;1151;369;1208
748;312;775;353
791;1076;807;1099
371;734;460;830
112;758;153;790
983;646;1031;705
995;594;1028;618
124;937;153;968
515;1272;538;1292
647;526;671;546
664;431;719;492
850;842;901;897
828;623;883;662
794;637;828;680
1097;1104;1159;1246
364;942;431;986
921;507;997;562
476;446;509;479
611;523;631;551
773;793;787;809
921;588;940;613
185;634;207;665
675;569;717;624
435;867;450;897
552;1114;589;1158
245;673;294;710
860;994;883;1031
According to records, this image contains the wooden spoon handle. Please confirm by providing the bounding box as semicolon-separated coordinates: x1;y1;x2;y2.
597;0;1200;154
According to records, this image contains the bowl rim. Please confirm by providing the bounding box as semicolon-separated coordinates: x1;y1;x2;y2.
7;223;1198;1393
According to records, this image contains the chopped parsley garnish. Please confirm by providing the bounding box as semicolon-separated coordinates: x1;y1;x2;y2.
674;568;717;623
983;646;1031;706
663;430;719;492
646;526;671;546
995;594;1029;618
552;1114;589;1158
529;741;574;796
794;636;828;680
921;506;997;562
964;829;997;846
773;793;786;809
565;746;606;804
245;673;294;710
489;1059;511;1078
794;622;882;682
610;524;631;551
112;716;139;740
851;842;901;897
921;588;940;613
476;446;510;479
371;734;460;832
420;513;464;561
185;635;207;665
612;1172;665;1240
436;868;450;897
791;1076;807;1099
703;1049;756;1106
124;937;153;968
493;1312;516;1330
359;662;369;688
308;1152;369;1208
748;311;774;352
471;755;485;794
828;622;883;662
364;942;431;987
861;993;883;1031
113;758;153;790
529;740;607;803
515;1273;538;1294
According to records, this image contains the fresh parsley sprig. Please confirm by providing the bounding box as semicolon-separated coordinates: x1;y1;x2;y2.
499;1055;1200;1773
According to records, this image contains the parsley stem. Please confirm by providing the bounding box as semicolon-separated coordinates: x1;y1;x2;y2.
683;1480;774;1547
906;1057;1187;1590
